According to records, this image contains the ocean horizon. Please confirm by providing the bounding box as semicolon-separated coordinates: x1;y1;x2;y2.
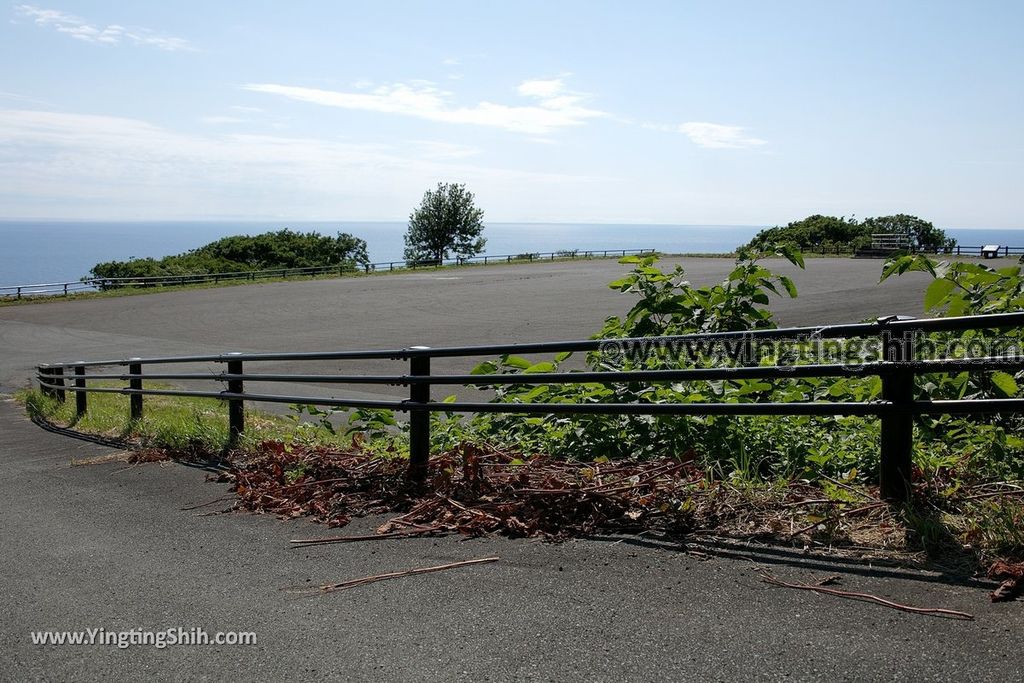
2;219;1023;287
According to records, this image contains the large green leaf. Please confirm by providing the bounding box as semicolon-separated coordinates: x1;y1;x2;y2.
778;275;798;298
923;278;955;310
990;371;1018;397
777;244;805;269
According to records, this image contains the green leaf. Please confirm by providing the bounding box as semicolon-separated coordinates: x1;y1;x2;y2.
991;371;1018;397
607;277;632;290
521;385;551;400
827;379;849;398
470;360;497;375
880;255;912;281
923;278;955;310
778;244;805;269
524;361;556;374
778;275;798;298
501;355;532;370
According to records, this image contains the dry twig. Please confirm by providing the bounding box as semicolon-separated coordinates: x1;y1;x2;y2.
290;528;440;546
296;557;500;595
760;573;974;620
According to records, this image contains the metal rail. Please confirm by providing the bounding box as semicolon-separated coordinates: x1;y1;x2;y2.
812;244;1024;257
6;245;1021;298
1;248;656;298
36;312;1024;501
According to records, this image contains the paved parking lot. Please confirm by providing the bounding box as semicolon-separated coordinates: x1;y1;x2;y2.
3;256;1021;681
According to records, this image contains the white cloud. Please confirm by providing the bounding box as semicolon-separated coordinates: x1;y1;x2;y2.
516;78;565;99
14;4;194;51
242;78;606;135
677;122;766;149
0;108;599;219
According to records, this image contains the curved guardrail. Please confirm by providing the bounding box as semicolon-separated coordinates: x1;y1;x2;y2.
36;311;1024;501
1;248;656;299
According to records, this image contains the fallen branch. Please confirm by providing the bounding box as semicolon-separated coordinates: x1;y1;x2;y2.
963;489;1024;502
280;477;352;491
760;573;974;621
301;557;500;594
290;527;442;546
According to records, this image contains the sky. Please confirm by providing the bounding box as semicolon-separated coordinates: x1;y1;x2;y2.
0;1;1021;226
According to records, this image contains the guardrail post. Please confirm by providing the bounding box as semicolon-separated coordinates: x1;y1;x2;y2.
407;347;431;484
74;365;87;417
226;355;244;445
39;366;54;398
52;367;66;403
880;325;915;502
128;360;143;421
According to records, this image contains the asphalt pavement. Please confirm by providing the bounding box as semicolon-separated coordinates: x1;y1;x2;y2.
2;256;1022;681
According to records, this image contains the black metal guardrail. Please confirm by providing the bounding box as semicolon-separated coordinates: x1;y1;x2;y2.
0;248;656;299
35;311;1024;502
811;245;1024;257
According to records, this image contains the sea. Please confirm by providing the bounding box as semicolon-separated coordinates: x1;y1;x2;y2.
2;220;1023;287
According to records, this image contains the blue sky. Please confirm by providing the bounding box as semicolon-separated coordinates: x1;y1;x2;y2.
1;1;1021;226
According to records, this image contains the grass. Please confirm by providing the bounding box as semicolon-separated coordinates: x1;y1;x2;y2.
16;383;365;454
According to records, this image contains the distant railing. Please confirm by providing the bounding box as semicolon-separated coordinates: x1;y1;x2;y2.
811;244;1024;257
0;248;656;299
35;311;1024;502
944;245;1024;257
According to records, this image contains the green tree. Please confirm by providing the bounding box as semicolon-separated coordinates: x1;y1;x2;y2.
739;213;956;253
741;215;864;252
87;229;368;287
862;214;954;252
403;183;486;262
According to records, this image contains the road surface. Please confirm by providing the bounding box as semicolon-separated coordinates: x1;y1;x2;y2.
2;256;1021;681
